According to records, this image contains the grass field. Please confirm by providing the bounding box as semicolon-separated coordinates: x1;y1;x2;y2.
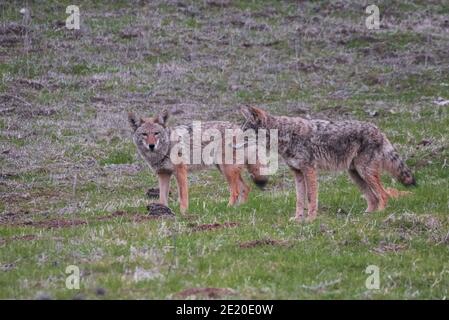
1;0;448;299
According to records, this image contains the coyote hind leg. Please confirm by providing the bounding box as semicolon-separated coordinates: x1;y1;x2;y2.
291;169;306;222
353;160;389;211
348;168;378;212
303;167;318;222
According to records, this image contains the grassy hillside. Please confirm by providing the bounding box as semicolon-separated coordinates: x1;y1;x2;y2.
1;0;448;299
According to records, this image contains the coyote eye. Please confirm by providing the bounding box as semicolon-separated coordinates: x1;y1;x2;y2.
142;133;148;137
154;132;160;136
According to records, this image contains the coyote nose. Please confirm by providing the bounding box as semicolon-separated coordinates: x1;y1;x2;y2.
148;144;155;151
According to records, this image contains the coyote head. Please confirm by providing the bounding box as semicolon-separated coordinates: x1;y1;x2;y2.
128;110;170;154
240;105;268;132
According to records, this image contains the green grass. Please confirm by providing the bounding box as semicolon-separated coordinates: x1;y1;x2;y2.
1;171;448;299
1;0;449;300
99;148;135;166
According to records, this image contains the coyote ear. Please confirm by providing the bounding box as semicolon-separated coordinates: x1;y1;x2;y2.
128;112;143;131
240;105;254;121
242;105;267;123
154;109;169;127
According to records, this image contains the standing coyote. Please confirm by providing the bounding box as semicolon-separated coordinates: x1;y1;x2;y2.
128;110;268;214
241;106;416;222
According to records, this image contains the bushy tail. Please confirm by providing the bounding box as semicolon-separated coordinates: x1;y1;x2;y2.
246;162;269;189
385;187;412;199
382;140;416;186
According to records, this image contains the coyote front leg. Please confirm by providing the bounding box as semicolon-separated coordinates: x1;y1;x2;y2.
304;167;318;222
174;164;189;214
222;165;240;206
291;169;306;222
157;172;171;206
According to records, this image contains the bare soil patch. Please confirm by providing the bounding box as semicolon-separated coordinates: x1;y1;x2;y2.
95;211;128;221
190;222;239;232
15;78;45;90
19;219;87;229
0;210;32;225
0;94;56;117
239;238;290;248
0;234;37;245
96;210;173;223
372;242;408;255
0;22;29;48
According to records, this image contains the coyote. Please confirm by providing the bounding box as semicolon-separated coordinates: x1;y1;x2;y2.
128;110;268;214
241;106;416;222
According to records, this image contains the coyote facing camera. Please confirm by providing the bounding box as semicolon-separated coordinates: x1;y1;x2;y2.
128;110;268;214
241;106;416;222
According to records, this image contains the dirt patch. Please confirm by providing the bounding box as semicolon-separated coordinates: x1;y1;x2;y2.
372;242;408;255
206;0;232;8
0;234;37;245
19;219;87;229
242;40;281;48
0;23;30;48
15;78;45;90
131;213;169;223
0;94;56;117
314;105;354;120
95;211;128;221
239;238;290;248
174;287;236;299
288;60;322;73
96;210;172;223
0;23;29;36
190;222;239;232
0;210;32;225
3;209;173;228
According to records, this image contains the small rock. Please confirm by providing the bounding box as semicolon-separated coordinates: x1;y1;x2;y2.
147;203;175;216
367;110;379;117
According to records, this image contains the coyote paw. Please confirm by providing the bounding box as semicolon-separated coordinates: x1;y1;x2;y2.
305;215;317;223
289;215;304;223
